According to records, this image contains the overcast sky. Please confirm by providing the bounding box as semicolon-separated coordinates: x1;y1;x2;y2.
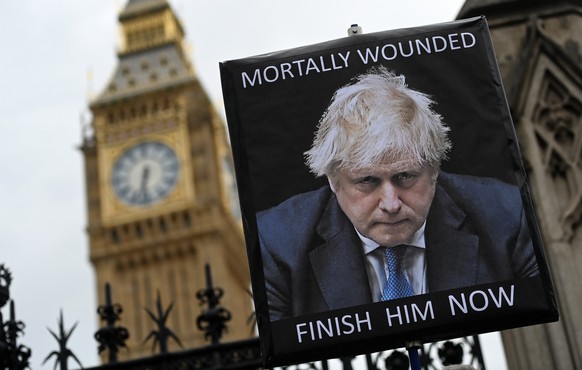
0;1;509;369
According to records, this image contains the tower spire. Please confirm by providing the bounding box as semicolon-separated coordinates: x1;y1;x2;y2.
117;0;184;56
91;0;193;106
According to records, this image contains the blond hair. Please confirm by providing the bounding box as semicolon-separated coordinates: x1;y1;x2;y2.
305;66;451;176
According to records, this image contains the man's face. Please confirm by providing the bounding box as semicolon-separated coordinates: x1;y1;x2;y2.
328;159;437;247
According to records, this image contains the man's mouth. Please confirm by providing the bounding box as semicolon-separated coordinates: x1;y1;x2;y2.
376;219;408;227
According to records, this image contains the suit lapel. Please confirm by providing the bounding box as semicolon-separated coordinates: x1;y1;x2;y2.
425;183;480;292
309;194;372;310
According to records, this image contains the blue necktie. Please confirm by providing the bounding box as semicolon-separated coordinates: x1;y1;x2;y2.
381;245;414;301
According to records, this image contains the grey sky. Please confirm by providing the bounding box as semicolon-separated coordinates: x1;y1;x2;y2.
0;1;508;369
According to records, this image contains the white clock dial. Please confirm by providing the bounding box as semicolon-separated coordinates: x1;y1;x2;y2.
111;142;180;206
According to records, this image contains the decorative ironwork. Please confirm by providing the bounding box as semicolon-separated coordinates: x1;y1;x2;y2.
94;283;129;363
196;264;232;344
144;291;182;354
271;335;484;370
532;73;582;238
384;350;409;370
81;338;262;370
0;265;31;370
0;264;12;308
438;341;464;366
0;263;486;370
43;310;83;370
417;336;484;370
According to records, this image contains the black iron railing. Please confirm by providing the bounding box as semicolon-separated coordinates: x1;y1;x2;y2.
1;262;486;370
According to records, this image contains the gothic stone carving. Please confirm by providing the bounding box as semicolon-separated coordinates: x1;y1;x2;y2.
533;72;582;238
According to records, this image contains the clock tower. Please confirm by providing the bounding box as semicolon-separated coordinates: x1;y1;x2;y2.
81;0;252;361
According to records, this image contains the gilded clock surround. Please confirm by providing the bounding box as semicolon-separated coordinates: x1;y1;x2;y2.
99;115;195;226
111;141;179;206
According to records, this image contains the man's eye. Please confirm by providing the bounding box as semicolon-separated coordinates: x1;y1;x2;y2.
394;172;417;185
357;176;377;184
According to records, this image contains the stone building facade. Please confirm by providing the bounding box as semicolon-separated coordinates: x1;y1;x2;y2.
458;1;582;369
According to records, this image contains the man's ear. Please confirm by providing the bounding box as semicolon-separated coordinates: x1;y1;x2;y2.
327;175;337;193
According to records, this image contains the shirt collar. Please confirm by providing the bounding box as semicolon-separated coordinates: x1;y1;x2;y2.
357;222;427;255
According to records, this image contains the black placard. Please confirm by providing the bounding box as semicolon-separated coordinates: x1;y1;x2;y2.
220;16;558;368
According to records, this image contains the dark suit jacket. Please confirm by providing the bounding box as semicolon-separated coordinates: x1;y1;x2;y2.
257;172;539;321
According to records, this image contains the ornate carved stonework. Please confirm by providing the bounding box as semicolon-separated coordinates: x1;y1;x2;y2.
459;2;582;369
533;73;582;238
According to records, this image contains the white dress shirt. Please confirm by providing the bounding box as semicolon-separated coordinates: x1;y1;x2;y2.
357;223;427;302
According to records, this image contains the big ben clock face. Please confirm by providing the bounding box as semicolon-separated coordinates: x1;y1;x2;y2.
111;141;180;206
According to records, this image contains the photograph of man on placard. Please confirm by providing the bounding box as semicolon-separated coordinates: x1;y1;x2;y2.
257;66;540;321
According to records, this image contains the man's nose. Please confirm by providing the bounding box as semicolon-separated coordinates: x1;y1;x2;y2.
378;182;402;213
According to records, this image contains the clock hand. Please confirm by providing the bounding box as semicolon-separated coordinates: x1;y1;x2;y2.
141;165;150;189
140;165;151;202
